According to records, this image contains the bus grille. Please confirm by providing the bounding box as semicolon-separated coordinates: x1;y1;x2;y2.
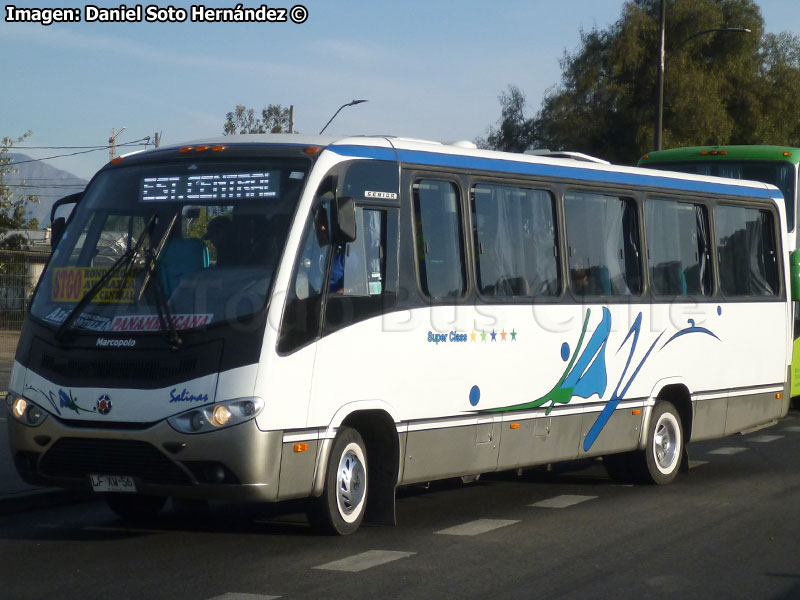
39;438;192;486
40;354;198;383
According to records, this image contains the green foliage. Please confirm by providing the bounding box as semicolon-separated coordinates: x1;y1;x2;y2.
0;131;41;249
481;0;800;164
223;104;295;135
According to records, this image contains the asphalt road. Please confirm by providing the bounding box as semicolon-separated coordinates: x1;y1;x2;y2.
1;413;800;600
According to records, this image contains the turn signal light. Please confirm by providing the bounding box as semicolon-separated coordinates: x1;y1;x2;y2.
632;409;642;416
510;423;520;430
294;443;309;453
304;146;322;155
179;146;193;153
776;392;783;400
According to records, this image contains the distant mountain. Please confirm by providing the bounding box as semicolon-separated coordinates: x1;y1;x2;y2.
3;154;88;226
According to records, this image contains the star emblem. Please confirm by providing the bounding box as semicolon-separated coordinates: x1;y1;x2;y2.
501;329;507;341
480;330;487;342
490;329;497;341
511;329;517;341
470;331;477;342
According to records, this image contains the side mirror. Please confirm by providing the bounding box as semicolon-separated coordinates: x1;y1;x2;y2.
334;196;356;243
50;191;83;251
51;217;66;251
791;249;800;302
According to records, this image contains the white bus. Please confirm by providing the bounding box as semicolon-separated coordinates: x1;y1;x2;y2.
6;135;794;535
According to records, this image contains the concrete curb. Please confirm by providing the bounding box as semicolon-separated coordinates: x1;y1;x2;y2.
0;487;94;516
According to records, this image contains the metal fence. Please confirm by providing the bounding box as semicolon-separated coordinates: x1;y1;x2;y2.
0;250;48;391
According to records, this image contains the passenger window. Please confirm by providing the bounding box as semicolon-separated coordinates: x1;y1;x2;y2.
472;183;559;297
413;179;466;298
645;199;711;296
715;204;779;296
565;192;641;296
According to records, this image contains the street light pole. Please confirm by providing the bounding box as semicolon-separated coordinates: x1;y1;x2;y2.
319;99;367;134
653;5;751;152
654;0;666;151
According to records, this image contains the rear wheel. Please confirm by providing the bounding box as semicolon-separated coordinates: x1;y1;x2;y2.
307;427;368;535
639;401;684;485
105;493;167;523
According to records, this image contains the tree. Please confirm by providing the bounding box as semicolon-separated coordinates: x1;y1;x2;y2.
223;104;294;135
480;0;800;164
0;131;40;249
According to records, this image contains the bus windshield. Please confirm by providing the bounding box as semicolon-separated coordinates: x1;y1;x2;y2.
30;158;308;335
645;160;796;230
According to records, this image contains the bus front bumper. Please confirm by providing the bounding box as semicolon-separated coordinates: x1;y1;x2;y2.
7;416;285;502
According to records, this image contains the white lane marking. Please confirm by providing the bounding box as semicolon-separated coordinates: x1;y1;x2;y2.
529;494;597;509
207;595;280;600
435;519;519;536
313;550;415;573
83;526;166;534
689;460;709;469
782;426;800;432
708;447;748;455
747;434;783;443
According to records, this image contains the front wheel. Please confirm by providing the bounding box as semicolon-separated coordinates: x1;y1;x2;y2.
307;427;368;535
640;401;684;485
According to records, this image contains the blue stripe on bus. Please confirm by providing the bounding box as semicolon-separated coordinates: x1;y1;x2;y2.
327;145;778;200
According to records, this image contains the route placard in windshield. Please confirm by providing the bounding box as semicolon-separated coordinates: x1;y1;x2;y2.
141;172;281;202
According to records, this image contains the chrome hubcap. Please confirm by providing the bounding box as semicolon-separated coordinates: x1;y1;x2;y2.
654;416;679;471
336;445;366;520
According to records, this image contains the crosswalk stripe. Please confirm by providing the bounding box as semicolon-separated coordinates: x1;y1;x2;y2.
313;550;415;572
708;447;748;455
207;594;280;600
529;494;596;509
435;519;519;536
747;434;783;443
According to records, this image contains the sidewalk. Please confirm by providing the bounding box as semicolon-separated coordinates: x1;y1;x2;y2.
0;413;91;515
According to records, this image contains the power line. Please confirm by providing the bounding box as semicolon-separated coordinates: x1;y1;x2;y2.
1;137;151;167
8;142;150;150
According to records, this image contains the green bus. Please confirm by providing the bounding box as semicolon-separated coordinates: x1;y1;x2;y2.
639;145;800;398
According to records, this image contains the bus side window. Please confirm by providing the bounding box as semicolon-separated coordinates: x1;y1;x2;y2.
565;192;642;297
278;197;333;353
323;207;398;334
472;183;559;297
413;179;467;298
715;205;779;297
645;199;711;297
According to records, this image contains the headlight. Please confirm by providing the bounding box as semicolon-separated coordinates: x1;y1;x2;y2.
6;392;48;427
167;397;264;434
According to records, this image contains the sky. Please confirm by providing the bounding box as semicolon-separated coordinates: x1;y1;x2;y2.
2;0;800;180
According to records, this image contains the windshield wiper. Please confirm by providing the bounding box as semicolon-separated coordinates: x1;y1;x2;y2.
136;213;182;350
55;214;156;343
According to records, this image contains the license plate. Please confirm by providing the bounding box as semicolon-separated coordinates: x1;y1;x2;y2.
89;474;137;493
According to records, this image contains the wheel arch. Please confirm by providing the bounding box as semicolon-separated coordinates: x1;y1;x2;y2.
312;404;401;526
640;378;693;448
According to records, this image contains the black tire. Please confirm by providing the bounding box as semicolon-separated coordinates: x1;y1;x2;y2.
307;427;368;536
105;493;167;523
637;401;684;485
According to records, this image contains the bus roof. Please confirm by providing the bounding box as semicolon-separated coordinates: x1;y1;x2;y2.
639;145;800;166
119;134;782;202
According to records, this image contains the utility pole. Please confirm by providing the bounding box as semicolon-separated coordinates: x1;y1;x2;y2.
109;127;127;160
154;132;161;148
289;105;295;133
